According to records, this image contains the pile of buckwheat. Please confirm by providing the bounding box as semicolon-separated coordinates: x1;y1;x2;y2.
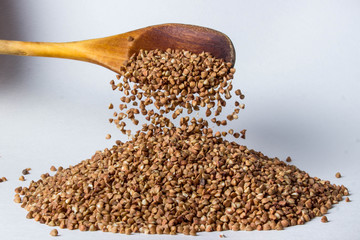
14;49;349;235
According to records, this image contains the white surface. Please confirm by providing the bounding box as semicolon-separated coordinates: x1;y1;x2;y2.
1;0;360;239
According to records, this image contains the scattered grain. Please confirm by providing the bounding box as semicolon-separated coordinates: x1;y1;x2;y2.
50;229;58;236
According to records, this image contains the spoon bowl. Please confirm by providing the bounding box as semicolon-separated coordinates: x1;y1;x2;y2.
0;23;235;74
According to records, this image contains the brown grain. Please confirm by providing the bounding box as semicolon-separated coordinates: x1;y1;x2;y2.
50;229;58;236
14;49;349;236
321;216;328;223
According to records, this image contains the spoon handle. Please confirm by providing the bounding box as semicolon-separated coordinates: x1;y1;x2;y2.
0;39;89;61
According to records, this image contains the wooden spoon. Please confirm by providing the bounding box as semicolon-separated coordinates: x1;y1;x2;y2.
0;23;235;74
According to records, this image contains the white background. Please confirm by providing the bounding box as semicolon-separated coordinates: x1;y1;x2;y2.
1;1;359;239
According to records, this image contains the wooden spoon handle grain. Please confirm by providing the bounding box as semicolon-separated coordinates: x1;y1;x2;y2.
0;39;89;62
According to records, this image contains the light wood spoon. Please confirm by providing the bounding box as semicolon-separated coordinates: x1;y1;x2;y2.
0;23;235;74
